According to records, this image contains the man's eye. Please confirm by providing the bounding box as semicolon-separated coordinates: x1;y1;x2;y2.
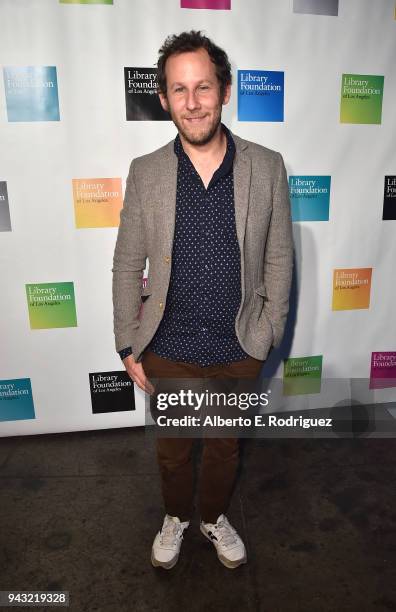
199;85;209;90
174;87;183;93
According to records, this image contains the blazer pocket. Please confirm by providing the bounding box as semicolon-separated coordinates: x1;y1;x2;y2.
253;286;274;339
252;285;267;320
254;285;267;298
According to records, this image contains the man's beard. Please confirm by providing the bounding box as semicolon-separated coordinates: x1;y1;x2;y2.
169;106;222;146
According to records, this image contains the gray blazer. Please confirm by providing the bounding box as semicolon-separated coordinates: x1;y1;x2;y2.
112;130;294;363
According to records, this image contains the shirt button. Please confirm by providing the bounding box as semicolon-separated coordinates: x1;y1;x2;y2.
159;302;164;309
164;256;170;264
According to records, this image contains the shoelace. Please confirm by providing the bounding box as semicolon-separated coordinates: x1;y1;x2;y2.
213;520;237;548
160;520;183;547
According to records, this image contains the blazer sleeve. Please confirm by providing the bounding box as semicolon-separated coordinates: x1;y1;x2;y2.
112;159;147;353
263;152;294;348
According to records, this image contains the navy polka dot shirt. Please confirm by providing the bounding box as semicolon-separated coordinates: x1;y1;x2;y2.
119;124;249;366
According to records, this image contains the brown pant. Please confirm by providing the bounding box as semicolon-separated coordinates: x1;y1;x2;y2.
141;349;263;523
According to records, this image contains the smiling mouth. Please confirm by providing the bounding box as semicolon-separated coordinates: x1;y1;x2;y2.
185;116;206;122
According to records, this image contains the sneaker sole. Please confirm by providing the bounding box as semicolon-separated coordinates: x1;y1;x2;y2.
151;548;179;570
200;524;247;569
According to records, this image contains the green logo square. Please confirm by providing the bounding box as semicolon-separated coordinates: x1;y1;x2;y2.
26;282;77;329
340;74;384;124
283;355;323;396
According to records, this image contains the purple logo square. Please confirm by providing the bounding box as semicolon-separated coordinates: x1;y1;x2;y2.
370;352;396;389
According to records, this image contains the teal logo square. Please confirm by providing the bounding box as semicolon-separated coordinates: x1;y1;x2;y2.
289;176;331;221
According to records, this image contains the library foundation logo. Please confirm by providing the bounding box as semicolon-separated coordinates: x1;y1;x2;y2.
181;0;231;8
26;282;77;329
72;178;122;228
89;371;136;414
383;176;396;220
289;176;331;221
3;66;60;122
0;378;35;422
0;182;11;231
283;356;323;396
332;268;372;310
370;352;396;390
293;0;338;15
238;70;284;122
124;67;170;121
340;74;384;124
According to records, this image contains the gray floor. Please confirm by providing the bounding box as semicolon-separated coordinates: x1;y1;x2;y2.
1;428;396;612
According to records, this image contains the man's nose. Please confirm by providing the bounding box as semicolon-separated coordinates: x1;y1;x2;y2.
185;89;200;111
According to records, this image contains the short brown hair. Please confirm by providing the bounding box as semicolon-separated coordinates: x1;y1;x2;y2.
157;30;232;100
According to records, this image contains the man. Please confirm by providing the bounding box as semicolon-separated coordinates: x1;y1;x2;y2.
112;30;293;570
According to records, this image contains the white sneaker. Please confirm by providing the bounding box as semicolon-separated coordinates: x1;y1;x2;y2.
200;514;247;569
151;514;190;569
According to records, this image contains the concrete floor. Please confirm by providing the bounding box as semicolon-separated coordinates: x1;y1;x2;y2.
1;428;396;612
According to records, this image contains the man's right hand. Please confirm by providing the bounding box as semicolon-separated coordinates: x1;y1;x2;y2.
123;355;154;394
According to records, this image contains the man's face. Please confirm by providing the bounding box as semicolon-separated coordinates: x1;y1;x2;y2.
159;47;231;146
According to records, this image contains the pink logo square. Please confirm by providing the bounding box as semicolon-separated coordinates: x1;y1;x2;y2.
181;0;231;9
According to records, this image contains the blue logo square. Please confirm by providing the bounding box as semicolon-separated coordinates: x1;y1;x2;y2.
238;70;284;122
3;66;60;122
289;176;331;221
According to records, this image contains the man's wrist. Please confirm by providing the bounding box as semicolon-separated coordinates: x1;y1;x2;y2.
118;346;133;361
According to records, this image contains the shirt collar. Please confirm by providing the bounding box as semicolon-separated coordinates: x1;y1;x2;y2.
174;123;236;171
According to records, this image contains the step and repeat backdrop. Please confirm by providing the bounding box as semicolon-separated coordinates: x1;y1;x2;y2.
1;0;395;436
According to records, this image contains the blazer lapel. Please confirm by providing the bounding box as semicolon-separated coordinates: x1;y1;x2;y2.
158;141;178;252
232;134;251;253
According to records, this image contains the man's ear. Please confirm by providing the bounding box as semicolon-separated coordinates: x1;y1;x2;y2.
158;92;169;113
222;83;231;106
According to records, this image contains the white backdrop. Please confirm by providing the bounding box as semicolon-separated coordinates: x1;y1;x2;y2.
1;0;395;436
